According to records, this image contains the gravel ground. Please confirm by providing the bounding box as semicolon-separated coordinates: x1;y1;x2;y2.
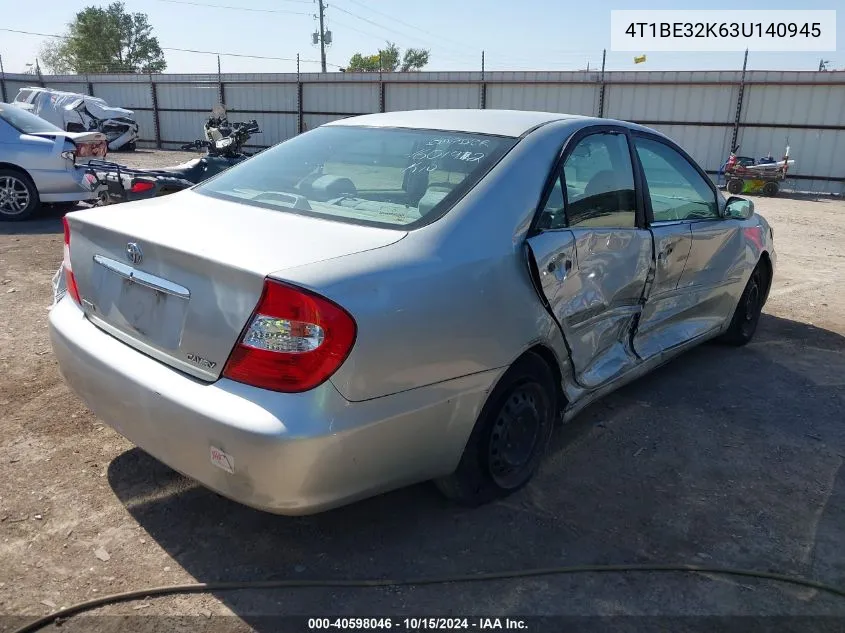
1;152;845;631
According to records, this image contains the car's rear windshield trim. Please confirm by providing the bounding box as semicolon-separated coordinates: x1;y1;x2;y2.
195;126;521;231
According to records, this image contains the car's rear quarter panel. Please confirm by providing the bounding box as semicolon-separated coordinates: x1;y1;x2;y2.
280;120;580;402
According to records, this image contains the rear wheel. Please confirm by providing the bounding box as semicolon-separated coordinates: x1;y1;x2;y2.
0;169;39;221
721;263;767;346
762;181;779;197
727;178;744;195
435;353;556;506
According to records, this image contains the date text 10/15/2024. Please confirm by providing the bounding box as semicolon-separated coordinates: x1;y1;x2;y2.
307;618;527;630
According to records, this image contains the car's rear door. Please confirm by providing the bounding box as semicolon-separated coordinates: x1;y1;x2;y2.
631;132;738;360
526;126;652;389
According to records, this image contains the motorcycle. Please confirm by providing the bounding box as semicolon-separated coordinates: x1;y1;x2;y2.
88;105;261;205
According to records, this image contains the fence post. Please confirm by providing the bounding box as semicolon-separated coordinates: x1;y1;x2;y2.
0;55;7;103
379;62;385;113
480;50;486;109
217;55;225;106
86;74;94;96
597;49;607;117
296;54;304;135
149;74;162;149
731;49;749;152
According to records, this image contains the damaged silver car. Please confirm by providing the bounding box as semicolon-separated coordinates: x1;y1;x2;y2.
13;87;139;151
49;110;775;515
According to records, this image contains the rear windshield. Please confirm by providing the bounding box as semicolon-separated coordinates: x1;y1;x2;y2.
195;125;517;229
0;104;62;134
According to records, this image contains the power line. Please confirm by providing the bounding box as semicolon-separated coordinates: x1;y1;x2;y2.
156;0;311;13
326;18;474;66
329;4;469;55
337;0;474;53
0;27;342;68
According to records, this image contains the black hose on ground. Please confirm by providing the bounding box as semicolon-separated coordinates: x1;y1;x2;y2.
14;563;845;633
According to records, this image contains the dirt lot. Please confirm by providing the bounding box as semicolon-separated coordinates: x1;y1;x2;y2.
2;150;845;631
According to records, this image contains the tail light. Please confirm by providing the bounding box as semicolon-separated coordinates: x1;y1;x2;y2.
222;280;356;393
75;140;108;158
130;179;155;194
62;217;82;305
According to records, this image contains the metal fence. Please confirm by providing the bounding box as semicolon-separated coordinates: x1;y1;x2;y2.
2;69;843;193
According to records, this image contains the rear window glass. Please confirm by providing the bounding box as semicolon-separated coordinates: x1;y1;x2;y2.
195;126;516;229
0;104;62;134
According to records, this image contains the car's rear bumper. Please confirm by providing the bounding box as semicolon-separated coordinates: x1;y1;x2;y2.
34;165;98;203
49;297;498;514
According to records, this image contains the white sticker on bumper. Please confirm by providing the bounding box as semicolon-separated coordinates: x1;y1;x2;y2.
210;446;234;474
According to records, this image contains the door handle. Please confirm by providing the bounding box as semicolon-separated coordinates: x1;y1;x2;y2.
658;245;674;261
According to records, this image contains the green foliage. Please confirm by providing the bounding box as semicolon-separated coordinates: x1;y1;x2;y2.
40;2;166;74
346;42;428;72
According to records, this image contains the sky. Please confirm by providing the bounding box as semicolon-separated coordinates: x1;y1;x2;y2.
0;0;841;75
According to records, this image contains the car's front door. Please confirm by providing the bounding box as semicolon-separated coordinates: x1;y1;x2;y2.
631;134;741;360
526;128;652;389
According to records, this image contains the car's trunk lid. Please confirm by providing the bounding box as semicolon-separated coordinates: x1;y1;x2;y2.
66;190;406;380
27;130;108;164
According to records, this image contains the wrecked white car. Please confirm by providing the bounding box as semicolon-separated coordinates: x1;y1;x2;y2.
13;87;139;152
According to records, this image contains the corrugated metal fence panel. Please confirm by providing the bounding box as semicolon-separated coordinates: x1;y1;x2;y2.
93;82;153;109
487;84;598;115
228;111;297;145
735;126;844;182
224;83;297;112
303;82;379;114
642;124;733;173
133;110;156;143
3;81;34;99
742;84;845;127
158;110;210;143
7;70;842;191
156;83;219;110
43;81;88;93
606;84;738;123
385;83;479;111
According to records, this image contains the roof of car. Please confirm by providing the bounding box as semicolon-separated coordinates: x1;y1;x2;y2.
325;109;589;138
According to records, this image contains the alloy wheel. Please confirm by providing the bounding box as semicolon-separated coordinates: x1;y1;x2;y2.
0;176;31;216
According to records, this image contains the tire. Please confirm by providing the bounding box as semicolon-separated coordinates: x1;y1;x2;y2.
720;263;768;346
435;353;556;506
727;178;744;195
762;181;779;197
0;169;40;221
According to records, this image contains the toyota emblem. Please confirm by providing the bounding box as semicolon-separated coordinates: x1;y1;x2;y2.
126;242;143;266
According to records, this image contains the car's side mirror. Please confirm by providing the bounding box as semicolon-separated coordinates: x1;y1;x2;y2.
724;196;754;220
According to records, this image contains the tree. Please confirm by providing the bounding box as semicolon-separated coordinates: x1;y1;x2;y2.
40;2;166;74
345;42;428;72
401;48;429;72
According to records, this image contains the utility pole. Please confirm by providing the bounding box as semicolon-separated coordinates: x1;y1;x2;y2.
731;49;749;152
317;0;327;73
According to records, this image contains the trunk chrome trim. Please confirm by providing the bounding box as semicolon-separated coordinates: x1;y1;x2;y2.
92;254;191;299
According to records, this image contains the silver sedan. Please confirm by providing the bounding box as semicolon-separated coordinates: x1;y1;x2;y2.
0;103;105;220
49;110;775;515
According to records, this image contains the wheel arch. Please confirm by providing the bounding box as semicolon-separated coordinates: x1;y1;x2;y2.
0;162;33;179
511;344;568;419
